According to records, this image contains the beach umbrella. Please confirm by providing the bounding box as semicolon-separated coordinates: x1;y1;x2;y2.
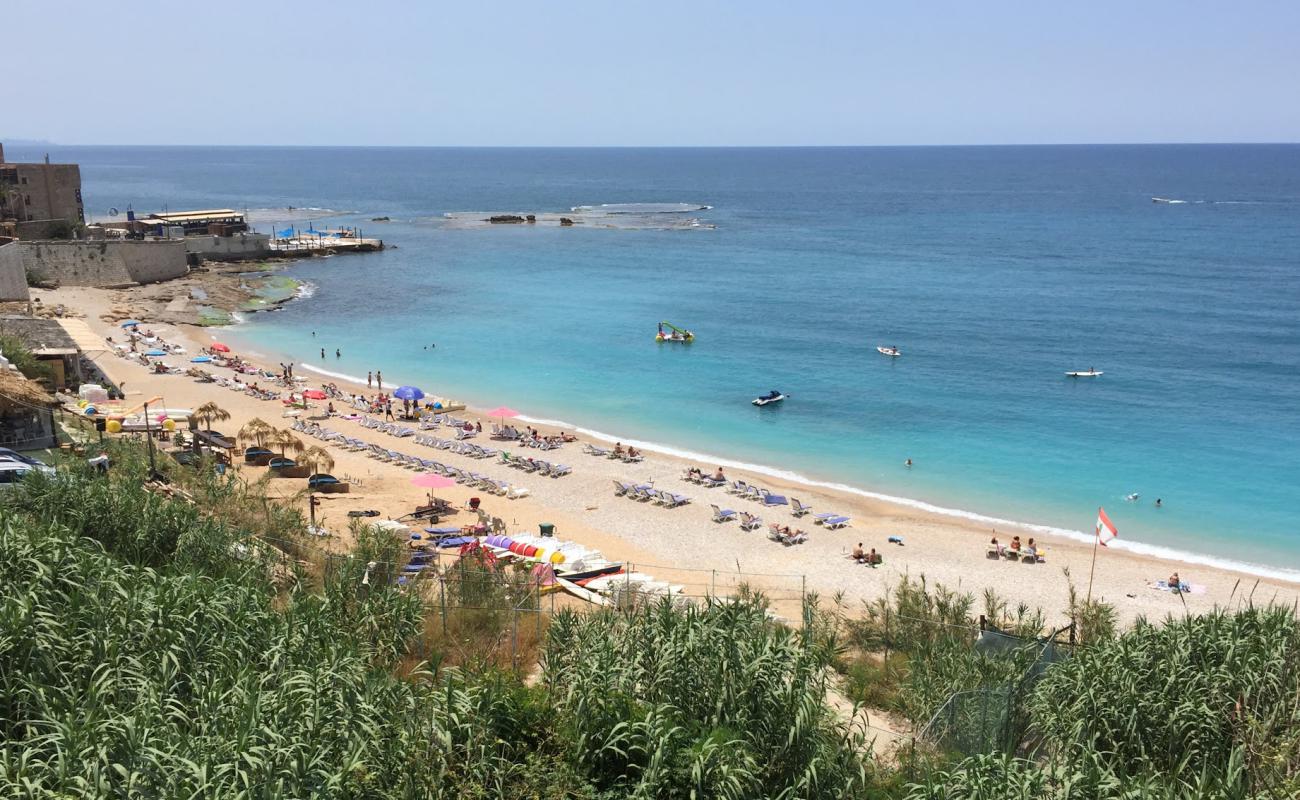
302;389;327;400
210;342;231;353
145;349;167;357
411;473;456;489
120;320;140;328
393;385;425;401
190;355;212;363
485;406;519;418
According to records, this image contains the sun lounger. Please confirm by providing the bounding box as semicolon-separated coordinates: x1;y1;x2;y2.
612;481;631;496
822;516;851;530
739;512;763;531
761;492;788;507
790;498;812;516
584;444;609;456
711;504;737;523
657;490;690;507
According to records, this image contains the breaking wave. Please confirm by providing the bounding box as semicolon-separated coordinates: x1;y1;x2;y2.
571;202;711;214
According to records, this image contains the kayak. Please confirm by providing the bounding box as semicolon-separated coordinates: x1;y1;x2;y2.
1066;370;1103;378
877;346;901;357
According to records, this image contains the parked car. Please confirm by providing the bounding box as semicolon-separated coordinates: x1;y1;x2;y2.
0;447;48;468
0;461;53;487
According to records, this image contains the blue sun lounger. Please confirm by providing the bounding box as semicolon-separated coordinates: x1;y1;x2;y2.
424;526;463;536
822;516;851;529
437;536;476;548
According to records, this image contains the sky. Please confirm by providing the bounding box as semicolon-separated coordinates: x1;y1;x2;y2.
5;1;1299;146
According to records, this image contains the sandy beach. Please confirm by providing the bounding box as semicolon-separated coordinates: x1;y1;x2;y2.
44;284;1300;626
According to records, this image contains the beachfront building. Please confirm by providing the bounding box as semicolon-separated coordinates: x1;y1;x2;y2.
0;359;57;451
129;209;250;237
0;315;85;390
0;143;85;239
121;209;271;262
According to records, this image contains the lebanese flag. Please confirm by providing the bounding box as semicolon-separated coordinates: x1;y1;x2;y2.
1096;507;1118;547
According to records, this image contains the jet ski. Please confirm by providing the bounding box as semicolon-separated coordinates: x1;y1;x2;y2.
752;389;787;407
877;346;901;357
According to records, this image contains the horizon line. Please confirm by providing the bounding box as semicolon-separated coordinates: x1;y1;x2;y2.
4;140;1299;150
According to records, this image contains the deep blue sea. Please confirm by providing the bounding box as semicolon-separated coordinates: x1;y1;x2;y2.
14;144;1299;575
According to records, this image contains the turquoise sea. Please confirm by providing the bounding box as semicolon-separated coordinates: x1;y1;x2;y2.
18;144;1299;576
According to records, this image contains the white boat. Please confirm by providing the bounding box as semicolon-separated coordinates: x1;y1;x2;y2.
877;346;901;357
1065;370;1103;378
752;390;786;407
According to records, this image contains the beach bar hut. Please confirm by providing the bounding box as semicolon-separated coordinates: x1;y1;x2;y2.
0;368;57;450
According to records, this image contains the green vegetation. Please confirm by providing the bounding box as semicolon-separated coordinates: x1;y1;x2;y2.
0;332;52;381
239;274;302;312
1;442;1296;798
906;607;1300;798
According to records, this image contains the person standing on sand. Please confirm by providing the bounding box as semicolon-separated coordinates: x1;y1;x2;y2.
367;371;373;388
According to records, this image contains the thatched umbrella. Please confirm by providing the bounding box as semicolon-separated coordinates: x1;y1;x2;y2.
299;445;335;474
237;418;273;448
193;401;231;433
271;429;305;458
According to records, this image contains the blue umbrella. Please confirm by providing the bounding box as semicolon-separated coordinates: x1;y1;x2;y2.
145;349;167;357
190;355;212;363
121;320;140;328
393;385;425;401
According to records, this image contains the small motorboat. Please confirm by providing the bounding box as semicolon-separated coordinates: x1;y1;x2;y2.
1066;369;1103;378
752;389;787;407
655;321;695;343
877;345;901;357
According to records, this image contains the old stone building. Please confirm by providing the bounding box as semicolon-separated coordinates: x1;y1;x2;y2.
0;143;85;238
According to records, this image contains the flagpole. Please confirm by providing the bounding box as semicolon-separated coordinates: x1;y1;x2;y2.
1085;530;1099;606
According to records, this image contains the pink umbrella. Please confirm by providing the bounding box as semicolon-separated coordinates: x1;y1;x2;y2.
485;406;519;419
411;473;457;489
302;389;327;400
210;342;231;353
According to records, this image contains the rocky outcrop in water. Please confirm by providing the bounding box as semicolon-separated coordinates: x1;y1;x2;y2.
559;217;574;226
487;215;526;224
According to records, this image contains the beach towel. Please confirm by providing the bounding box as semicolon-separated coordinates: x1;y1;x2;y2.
1149;580;1204;595
436;536;475;548
424;526;462;536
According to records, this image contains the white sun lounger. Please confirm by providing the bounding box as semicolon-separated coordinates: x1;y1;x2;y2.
711;504;737;523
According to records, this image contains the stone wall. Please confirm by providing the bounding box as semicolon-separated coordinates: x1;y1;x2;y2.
185;232;271;262
18;240;188;288
0;241;29;301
